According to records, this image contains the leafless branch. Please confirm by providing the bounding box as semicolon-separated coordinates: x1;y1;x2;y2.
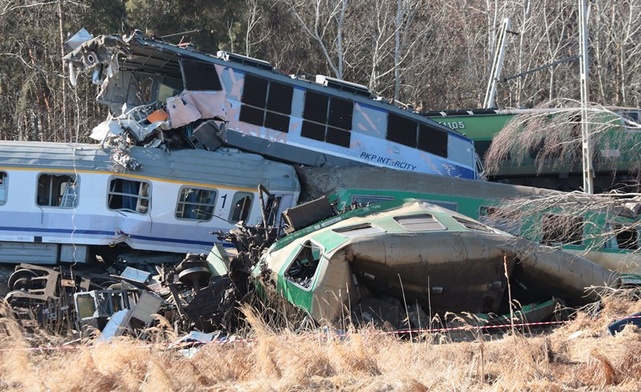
1;1;58;16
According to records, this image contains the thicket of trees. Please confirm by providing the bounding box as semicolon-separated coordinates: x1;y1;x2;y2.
1;0;640;142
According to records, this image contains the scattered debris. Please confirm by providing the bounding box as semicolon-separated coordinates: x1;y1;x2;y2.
0;196;623;343
606;312;641;336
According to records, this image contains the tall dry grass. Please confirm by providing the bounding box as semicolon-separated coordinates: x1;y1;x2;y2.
2;294;641;391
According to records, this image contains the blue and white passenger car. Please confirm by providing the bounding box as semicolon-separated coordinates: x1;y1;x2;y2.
65;31;481;179
0;141;300;264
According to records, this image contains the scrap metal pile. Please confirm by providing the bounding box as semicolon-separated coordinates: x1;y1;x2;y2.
2;254;249;339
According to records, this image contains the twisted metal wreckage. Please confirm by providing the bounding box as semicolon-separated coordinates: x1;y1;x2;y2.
4;191;621;339
0;29;628;340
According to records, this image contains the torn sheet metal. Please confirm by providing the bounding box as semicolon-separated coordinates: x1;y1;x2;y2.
64;34;130;87
64;28;93;52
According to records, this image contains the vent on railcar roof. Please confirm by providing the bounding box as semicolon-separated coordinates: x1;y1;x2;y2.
315;75;372;97
216;51;273;70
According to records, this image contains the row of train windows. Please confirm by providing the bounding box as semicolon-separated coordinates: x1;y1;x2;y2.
0;172;253;223
237;74;449;156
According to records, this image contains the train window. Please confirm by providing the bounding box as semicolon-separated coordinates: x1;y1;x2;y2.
241;74;268;107
302;91;353;147
301;121;325;142
180;59;222;91
108;178;150;214
351;194;395;207
386;113;417;147
328;97;353;129
0;171;6;205
265;111;290;133
303;91;328;123
541;214;583;245
418;124;448;158
175;187;217;220
285;240;322;289
612;223;638;250
479;206;520;235
239;105;263;126
326;126;351;147
37;174;79;208
240;75;293;132
267;81;293;114
229;192;253;223
422;199;458;212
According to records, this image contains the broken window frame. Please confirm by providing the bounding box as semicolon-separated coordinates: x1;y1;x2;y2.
229;192;253;223
541;213;584;246
350;194;395;207
0;171;6;205
180;59;223;91
285;240;323;289
175;187;217;221
157;81;182;104
36;173;79;208
262;194;283;227
135;75;155;105
609;223;639;250
107;177;150;214
479;205;521;236
103;70;187;113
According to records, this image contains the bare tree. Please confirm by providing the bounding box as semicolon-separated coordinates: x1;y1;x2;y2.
244;0;269;56
591;0;641;106
279;0;349;79
2;0;641;146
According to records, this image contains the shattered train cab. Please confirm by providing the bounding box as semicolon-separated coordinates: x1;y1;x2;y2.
63;29;479;179
252;199;619;327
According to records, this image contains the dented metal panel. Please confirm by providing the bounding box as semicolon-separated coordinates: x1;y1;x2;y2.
64;30;480;179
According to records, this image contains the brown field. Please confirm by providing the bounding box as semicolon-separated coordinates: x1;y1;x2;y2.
1;292;641;392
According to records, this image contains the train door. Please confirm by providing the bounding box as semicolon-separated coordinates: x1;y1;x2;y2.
107;177;153;242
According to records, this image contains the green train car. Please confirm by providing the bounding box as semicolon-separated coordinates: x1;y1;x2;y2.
423;108;641;192
298;166;641;284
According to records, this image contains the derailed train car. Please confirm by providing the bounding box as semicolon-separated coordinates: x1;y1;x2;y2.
216;198;620;329
63;29;481;179
0;141;300;265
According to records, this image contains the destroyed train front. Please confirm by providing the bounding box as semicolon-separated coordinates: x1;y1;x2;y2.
64;30;481;180
252;200;619;325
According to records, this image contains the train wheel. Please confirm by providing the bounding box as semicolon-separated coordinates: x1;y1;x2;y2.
7;269;38;291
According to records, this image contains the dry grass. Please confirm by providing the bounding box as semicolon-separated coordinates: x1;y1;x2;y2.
2;296;641;391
